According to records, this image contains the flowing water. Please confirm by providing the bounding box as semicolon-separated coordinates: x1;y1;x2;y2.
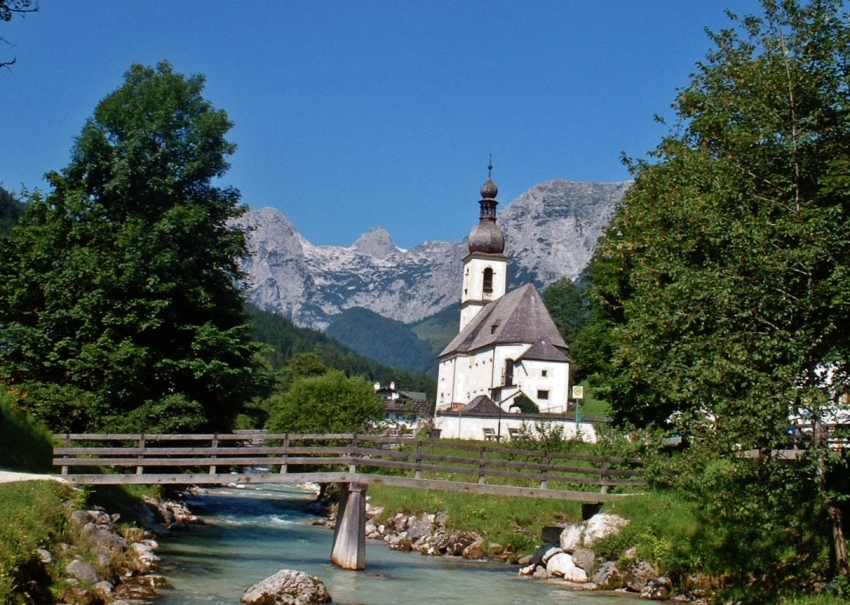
155;484;638;605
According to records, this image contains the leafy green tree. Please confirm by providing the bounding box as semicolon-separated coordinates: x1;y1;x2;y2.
286;352;328;380
542;276;591;380
266;370;385;434
589;0;850;584
0;61;270;433
0;185;24;236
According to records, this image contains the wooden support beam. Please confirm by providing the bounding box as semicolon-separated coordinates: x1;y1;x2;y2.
331;483;367;571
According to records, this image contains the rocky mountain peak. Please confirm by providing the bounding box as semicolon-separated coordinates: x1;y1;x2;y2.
351;227;399;258
236;179;630;330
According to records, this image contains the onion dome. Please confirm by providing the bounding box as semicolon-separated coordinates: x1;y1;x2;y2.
480;178;498;200
468;173;505;254
469;220;505;254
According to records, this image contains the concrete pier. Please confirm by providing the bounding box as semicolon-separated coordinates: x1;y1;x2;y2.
330;482;367;570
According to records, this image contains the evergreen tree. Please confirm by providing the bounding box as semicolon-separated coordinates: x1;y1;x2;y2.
588;0;850;583
0;61;269;433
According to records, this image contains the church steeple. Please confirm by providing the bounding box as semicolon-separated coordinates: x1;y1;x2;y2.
459;165;509;331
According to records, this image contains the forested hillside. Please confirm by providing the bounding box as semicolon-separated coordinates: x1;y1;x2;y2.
247;304;436;399
325;307;435;375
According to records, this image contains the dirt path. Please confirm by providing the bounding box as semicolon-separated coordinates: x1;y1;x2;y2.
0;470;67;484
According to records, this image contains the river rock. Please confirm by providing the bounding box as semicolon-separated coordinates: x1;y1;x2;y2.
583;513;628;547
407;515;433;542
624;559;657;592
241;569;332;605
65;559;102;584
37;548;54;564
571;547;596;574
641;576;673;600
462;539;485;559
546;552;588;583
593;561;623;589
559;523;583;551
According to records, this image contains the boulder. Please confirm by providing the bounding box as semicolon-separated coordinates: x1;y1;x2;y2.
559;524;584;551
571;547;596;574
547;552;589;583
624;559;657;592
462;540;485;559
641;576;673;600
406;515;433;542
241;569;332;605
583;513;629;547
593;561;623;590
65;559;102;584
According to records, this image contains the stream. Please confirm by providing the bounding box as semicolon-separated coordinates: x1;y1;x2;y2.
154;484;639;605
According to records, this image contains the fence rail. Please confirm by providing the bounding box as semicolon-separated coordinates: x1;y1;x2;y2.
53;432;646;502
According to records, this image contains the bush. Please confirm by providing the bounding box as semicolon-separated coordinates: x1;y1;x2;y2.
0;393;54;473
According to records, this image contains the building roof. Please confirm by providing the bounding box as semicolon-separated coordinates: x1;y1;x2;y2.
459;395;504;416
517;338;569;363
439;284;567;357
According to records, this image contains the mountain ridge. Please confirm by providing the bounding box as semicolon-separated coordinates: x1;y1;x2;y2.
238;179;630;330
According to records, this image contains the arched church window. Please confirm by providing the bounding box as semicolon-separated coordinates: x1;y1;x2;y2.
483;268;494;293
504;359;514;387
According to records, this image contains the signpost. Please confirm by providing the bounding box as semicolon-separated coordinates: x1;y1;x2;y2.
571;385;584;424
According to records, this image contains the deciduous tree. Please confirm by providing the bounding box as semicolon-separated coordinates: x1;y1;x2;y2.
266;370;385;434
0;61;270;433
588;0;850;583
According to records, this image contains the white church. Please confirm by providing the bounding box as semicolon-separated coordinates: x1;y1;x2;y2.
435;172;575;431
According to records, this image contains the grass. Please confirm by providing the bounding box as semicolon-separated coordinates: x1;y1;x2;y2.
366;483;584;556
0;481;78;604
0;394;54;473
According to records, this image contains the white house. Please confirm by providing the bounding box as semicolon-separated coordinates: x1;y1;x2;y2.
435;173;572;416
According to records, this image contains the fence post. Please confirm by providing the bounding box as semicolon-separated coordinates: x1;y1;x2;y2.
540;452;549;490
210;434;218;475
478;447;487;485
415;441;423;480
136;434;145;476
61;434;71;475
600;460;610;495
280;434;289;475
349;434;358;474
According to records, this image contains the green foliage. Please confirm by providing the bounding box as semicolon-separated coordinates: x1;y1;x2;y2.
367;484;583;556
326;307;435;374
510;392;539;414
266;370;385;434
247;304;436;399
0;185;25;237
0;392;53;473
541;276;590;377
409;303;460;358
0;481;72;605
579;1;850;589
0;61;271;433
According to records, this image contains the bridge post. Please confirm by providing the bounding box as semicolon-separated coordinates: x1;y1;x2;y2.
330;482;367;570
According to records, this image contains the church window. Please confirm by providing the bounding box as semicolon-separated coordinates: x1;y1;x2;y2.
483;268;494;293
541;370;548;378
504;359;515;387
537;389;549;400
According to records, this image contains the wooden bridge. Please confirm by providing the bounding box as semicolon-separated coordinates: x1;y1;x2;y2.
53;432;645;570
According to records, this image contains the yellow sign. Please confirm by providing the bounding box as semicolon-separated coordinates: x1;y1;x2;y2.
572;386;584;399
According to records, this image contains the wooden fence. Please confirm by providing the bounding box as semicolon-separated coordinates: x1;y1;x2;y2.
53;433;646;502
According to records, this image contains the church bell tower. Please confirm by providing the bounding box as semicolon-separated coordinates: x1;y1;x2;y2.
459;167;508;331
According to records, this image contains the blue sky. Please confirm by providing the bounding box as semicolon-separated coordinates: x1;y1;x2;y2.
1;1;762;249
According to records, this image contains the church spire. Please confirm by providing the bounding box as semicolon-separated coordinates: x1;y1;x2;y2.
468;162;505;254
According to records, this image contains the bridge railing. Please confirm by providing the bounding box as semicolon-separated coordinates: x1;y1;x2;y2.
53;433;646;500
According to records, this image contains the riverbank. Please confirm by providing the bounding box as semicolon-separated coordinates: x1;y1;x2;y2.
0;477;202;605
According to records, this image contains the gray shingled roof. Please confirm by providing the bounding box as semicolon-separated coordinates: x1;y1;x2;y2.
518;338;569;363
439;284;567;358
460;395;504;416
